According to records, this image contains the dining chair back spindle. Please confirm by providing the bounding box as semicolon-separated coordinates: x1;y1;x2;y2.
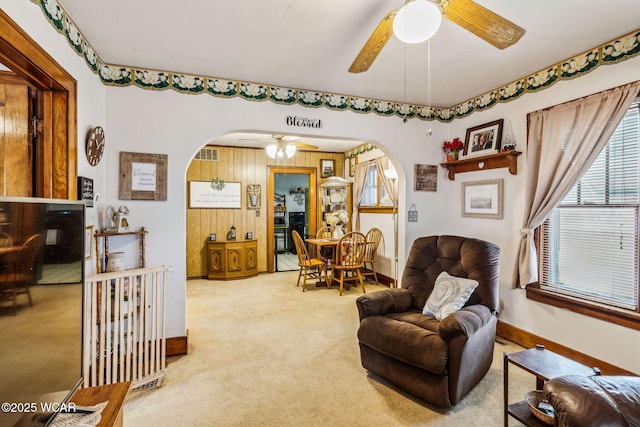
332;231;367;296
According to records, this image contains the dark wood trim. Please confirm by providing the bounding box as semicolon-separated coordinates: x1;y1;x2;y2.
358;206;394;214
526;287;640;331
166;335;188;356
0;10;77;199
496;320;636;376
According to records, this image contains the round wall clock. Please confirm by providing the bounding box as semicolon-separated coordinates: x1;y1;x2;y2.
86;126;105;166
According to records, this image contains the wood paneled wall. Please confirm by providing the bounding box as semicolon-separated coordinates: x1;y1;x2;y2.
0;80;30;196
186;146;344;278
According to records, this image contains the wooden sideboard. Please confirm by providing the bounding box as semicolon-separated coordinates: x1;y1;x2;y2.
207;239;258;280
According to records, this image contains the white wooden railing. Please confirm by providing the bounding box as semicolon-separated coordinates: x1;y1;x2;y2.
83;266;168;390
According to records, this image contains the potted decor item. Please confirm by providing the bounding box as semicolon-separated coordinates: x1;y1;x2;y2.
326;210;349;239
442;137;464;161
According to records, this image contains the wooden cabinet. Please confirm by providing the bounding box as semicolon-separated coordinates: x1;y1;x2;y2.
319;181;352;230
207;239;258;280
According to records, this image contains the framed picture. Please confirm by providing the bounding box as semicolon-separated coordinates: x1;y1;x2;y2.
414;164;437;192
462;179;503;219
84;225;93;260
189;181;242;208
348;156;358;177
321;159;335;178
462;119;504;158
119;152;168;200
77;176;94;207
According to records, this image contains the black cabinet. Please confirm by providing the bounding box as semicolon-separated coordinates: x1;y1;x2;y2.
288;212;305;253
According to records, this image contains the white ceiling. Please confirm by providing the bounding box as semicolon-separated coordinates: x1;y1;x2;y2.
55;0;640;152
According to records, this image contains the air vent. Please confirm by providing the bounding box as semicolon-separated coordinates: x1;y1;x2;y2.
195;147;219;161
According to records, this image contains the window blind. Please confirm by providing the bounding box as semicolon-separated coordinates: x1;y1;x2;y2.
542;102;640;310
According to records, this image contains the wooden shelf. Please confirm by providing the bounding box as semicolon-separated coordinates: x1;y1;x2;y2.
440;151;521;180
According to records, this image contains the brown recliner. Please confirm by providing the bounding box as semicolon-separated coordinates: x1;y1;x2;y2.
543;375;640;427
356;235;500;407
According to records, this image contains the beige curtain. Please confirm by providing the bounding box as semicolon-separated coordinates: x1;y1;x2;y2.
517;81;640;287
352;161;369;231
376;157;398;205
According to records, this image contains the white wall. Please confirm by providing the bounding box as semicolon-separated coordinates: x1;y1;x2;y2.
9;1;640;372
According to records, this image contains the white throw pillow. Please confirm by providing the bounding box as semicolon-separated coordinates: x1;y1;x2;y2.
422;271;479;320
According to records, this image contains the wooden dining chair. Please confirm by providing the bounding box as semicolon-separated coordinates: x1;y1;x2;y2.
331;231;367;296
0;233;44;314
291;230;327;292
362;227;383;285
0;231;13;247
315;226;335;261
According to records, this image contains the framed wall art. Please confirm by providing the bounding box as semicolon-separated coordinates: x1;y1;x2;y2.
462;119;504;158
462;179;503;219
414;164;437;192
119;152;168;200
189;181;242;208
321;159;335;178
348;155;358;177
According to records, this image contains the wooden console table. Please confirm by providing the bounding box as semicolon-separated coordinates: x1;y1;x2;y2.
70;382;131;427
208;239;258;280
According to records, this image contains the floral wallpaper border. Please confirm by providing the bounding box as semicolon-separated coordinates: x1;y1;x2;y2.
34;0;640;125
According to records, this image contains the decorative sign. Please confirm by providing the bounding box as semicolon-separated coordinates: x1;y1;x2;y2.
285;115;322;128
414;164;438;192
119;152;167;201
189;181;241;208
77;176;94;207
408;205;418;222
131;162;157;191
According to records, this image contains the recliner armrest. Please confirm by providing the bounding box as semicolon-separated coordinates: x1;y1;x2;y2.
438;305;493;341
356;289;413;321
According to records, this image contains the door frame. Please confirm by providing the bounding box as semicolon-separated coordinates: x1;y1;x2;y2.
267;166;317;272
0;10;77;199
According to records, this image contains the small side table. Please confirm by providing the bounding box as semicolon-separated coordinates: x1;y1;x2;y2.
504;345;595;426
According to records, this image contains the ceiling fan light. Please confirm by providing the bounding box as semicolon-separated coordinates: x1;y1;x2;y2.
266;144;278;158
284;144;296;158
393;0;442;44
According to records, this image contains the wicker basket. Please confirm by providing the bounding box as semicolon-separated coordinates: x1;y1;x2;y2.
525;390;554;425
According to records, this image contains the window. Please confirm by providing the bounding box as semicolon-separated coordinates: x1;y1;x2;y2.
358;162;392;209
540;102;640;314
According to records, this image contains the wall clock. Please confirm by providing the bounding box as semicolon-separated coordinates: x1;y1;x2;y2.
86;126;105;166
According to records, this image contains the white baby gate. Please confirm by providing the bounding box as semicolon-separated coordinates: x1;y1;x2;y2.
83;266;168;390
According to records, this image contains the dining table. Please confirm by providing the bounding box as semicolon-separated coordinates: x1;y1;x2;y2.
304;237;339;287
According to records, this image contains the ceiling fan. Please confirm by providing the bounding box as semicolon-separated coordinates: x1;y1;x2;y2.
247;135;319;159
349;0;525;73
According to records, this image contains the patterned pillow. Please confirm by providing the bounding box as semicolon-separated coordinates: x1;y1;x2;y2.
422;271;479;320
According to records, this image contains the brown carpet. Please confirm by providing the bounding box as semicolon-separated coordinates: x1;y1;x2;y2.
124;273;533;426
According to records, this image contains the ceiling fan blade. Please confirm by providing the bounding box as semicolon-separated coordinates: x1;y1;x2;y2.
348;9;398;73
292;141;319;150
443;0;525;50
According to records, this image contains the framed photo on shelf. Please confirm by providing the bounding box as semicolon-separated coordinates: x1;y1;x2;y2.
463;119;504;157
321;159;335;178
462;179;503;219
